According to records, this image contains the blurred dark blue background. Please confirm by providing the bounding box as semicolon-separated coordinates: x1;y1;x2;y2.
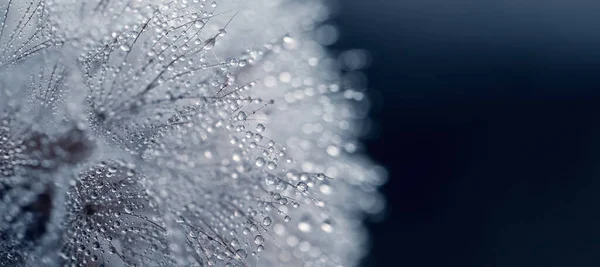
331;0;600;266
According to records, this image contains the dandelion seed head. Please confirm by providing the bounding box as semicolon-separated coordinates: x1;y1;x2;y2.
0;0;385;266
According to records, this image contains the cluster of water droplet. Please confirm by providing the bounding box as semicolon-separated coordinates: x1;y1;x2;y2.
0;0;57;68
0;43;96;264
60;160;173;266
0;0;385;266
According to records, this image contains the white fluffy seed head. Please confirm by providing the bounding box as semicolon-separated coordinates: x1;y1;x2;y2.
0;0;386;266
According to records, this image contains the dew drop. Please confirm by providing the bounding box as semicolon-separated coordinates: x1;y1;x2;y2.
235;249;247;259
321;220;334;233
194;20;205;28
203;38;216;51
254;235;264;245
296;182;308;192
298;221;312;232
237;111;247;121
255;157;265;167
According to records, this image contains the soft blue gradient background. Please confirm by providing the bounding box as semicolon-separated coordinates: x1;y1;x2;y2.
332;1;600;266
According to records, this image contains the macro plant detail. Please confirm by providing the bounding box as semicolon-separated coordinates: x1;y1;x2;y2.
0;0;385;266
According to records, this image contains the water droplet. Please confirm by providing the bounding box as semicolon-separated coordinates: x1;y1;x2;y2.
298;221;312;232
321;220;334;233
296;182;308;192
255;157;265;167
203;38;216;51
265;174;277;185
194;20;205;28
237;111;247;121
254;235;264;245
242;228;251;235
320;183;332;195
235;249;247;259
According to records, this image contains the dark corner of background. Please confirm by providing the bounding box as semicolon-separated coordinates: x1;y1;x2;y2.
330;0;600;266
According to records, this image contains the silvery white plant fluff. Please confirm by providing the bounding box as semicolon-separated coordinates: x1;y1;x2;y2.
0;0;386;266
